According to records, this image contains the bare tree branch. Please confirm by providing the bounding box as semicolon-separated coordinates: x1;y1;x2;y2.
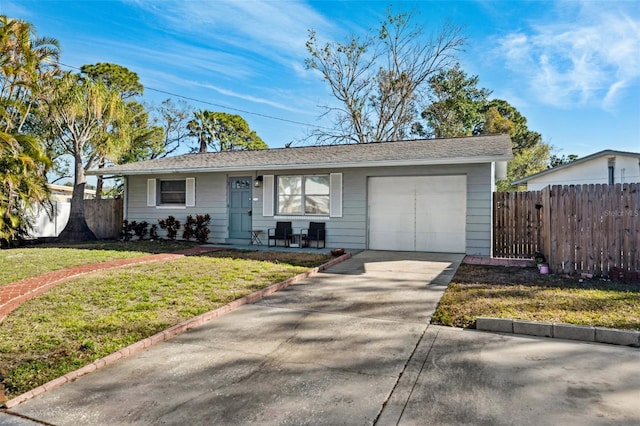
306;8;465;144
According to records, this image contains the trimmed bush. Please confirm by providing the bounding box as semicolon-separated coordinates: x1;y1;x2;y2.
158;216;181;240
182;214;211;243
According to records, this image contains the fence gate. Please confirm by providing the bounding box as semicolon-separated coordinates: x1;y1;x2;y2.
493;191;542;259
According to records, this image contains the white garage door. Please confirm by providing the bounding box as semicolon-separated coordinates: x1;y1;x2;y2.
368;175;466;252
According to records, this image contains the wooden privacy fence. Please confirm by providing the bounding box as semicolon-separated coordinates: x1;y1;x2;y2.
85;198;124;240
493;184;640;275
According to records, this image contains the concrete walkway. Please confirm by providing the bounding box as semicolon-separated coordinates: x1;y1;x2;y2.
3;251;639;425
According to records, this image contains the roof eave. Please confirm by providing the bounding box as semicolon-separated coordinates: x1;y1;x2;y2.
87;155;514;176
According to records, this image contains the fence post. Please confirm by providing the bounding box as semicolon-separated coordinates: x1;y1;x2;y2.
540;186;552;270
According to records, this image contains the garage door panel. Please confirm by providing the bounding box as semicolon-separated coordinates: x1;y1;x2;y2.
370;211;413;229
371;230;416;252
369;175;466;253
370;226;413;250
416;231;466;252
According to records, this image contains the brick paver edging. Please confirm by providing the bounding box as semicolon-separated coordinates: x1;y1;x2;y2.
0;246;230;322
476;317;640;348
3;252;352;409
0;254;184;322
463;256;536;268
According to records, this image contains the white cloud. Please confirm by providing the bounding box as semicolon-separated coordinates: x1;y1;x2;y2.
197;82;307;114
0;1;31;19
495;1;640;110
118;0;337;116
127;0;334;66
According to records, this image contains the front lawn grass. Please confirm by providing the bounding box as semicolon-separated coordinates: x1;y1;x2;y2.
432;263;640;330
0;240;199;285
0;250;331;399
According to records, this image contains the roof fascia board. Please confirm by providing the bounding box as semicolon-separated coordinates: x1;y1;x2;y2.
87;155;514;176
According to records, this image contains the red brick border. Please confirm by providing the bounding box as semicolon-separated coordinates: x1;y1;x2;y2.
0;247;228;322
3;252;352;409
463;255;536;268
0;254;183;321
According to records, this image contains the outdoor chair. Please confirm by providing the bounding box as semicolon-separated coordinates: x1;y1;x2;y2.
267;221;292;247
302;222;326;249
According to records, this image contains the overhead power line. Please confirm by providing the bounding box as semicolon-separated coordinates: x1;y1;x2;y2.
56;61;332;131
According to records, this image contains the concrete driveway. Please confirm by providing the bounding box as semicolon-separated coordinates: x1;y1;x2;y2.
3;251;639;425
3;251;461;425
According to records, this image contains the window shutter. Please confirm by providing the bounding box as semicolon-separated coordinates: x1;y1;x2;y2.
263;175;274;216
330;173;342;217
147;179;156;206
185;177;196;207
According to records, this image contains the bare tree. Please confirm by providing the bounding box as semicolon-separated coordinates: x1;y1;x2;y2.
306;8;464;144
151;98;193;158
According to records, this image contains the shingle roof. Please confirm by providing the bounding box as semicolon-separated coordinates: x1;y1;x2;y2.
88;134;513;176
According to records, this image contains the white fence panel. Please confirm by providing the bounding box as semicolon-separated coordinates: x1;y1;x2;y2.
30;201;71;237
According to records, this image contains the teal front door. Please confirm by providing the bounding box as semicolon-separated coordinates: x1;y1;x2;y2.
229;177;252;239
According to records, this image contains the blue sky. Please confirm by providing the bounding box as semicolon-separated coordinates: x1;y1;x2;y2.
2;0;639;157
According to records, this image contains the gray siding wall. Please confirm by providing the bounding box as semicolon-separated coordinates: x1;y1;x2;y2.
125;163;493;255
127;173;228;241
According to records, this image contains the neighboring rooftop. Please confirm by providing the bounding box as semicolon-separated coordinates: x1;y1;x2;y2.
46;183;96;202
88;134;513;176
513;149;640;184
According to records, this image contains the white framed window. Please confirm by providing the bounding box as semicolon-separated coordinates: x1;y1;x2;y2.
278;175;329;215
147;178;195;207
267;173;343;217
160;180;186;204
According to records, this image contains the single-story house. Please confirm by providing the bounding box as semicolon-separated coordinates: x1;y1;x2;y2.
88;134;513;255
513;149;640;191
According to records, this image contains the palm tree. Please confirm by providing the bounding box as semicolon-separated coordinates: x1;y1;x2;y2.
187;110;267;152
0;15;60;133
187;110;217;153
0;16;58;246
0;131;50;246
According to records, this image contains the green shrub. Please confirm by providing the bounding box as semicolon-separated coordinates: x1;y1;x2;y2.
149;224;159;240
158;216;180;240
132;221;149;240
120;220;134;241
195;214;211;243
182;214;211;243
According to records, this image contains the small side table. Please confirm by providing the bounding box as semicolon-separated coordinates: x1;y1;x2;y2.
250;230;263;246
289;233;304;248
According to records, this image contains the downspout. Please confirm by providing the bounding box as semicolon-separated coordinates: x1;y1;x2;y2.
124;176;129;221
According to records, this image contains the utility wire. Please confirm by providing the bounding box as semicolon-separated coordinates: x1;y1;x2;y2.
57;61;333;131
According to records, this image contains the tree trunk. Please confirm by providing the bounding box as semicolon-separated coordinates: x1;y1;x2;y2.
57;155;96;242
95;158;105;200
